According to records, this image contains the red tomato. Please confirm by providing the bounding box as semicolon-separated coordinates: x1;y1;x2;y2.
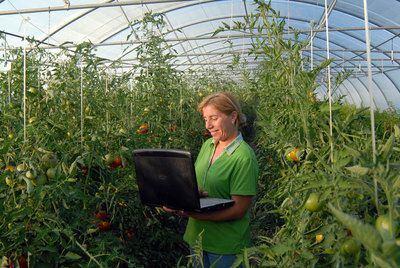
95;210;109;221
98;221;111;232
136;123;149;134
18;255;27;268
168;124;177;132
125;228;135;240
110;156;123;169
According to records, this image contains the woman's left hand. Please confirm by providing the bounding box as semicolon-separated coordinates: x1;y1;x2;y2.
162;206;189;217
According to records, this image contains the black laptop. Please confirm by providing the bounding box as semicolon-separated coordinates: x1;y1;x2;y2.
133;149;235;212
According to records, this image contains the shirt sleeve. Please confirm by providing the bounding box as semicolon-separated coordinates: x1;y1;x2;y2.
229;154;258;196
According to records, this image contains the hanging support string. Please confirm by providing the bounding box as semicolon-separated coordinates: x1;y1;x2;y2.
324;0;334;164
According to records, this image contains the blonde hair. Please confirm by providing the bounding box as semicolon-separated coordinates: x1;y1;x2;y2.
197;91;247;128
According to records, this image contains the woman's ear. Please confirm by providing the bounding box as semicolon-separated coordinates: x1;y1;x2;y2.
231;111;238;124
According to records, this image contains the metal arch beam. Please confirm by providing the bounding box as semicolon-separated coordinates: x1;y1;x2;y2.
305;0;337;44
39;0;115;44
342;79;364;106
287;0;400;74
179;51;257;72
9;0;398;69
158;14;398;72
3;0;400;53
167;27;363;70
98;14;245;45
0;0;396;103
356;75;384;109
295;0;400;78
357;74;390;110
96;0;397;65
39;0;216;44
0;0;202;15
338;79;357;105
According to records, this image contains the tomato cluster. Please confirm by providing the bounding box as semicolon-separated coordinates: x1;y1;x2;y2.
94;210;111;232
137;123;149;134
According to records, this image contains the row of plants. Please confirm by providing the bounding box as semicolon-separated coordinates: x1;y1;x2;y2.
224;1;400;267
0;12;218;267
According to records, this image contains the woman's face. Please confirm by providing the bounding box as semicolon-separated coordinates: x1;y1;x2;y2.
202;104;238;143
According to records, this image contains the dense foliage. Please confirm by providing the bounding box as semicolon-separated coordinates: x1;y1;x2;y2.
1;1;400;267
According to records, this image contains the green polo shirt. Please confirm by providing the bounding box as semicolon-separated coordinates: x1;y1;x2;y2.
183;133;259;254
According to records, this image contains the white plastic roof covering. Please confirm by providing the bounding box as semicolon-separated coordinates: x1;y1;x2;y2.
1;0;400;110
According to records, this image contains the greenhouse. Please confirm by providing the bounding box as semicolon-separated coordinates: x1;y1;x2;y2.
1;0;400;267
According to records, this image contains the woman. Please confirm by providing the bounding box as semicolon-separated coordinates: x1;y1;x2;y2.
166;91;259;267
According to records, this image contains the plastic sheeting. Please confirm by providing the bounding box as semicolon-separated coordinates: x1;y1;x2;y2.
1;0;400;110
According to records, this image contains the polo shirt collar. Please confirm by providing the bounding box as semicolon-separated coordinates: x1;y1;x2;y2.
211;133;243;156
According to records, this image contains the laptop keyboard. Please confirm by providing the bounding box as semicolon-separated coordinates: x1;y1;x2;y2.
200;198;231;208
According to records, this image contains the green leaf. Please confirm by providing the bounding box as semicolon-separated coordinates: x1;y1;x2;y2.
394;125;400;139
320;103;341;113
21;176;34;194
371;253;395;268
328;204;381;252
64;251;81;260
271;243;291;256
379;134;395;161
346;165;370;176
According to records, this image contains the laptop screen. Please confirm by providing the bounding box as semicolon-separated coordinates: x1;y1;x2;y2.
133;149;201;210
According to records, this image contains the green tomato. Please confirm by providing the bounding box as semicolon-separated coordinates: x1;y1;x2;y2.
376;214;397;239
28;116;37;124
104;153;114;165
304;193;321;212
41;153;58;169
28;87;38;95
5;177;14;187
340;238;360;256
36;174;48;186
16;163;27;172
46;167;57;179
25;170;37;180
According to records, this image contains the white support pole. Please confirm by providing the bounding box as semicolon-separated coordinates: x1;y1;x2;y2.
363;0;378;214
391;40;394;63
324;0;334;163
310;21;314;70
8;67;11;104
23;20;27;143
363;0;376;163
300;50;304;71
80;60;84;145
105;75;109;135
287;0;290;30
